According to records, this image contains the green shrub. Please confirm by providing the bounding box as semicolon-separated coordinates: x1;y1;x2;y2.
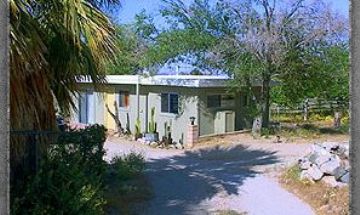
110;152;145;181
11;124;108;215
283;165;302;181
260;127;275;138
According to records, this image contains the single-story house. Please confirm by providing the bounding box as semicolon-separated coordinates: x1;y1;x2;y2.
71;75;262;144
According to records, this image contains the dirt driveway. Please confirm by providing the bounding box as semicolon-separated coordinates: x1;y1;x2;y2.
104;135;320;215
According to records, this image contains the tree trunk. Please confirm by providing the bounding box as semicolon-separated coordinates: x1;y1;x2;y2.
0;0;10;212
303;99;309;121
105;101;123;135
261;75;271;128
333;111;342;129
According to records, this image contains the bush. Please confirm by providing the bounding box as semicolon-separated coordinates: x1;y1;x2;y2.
260;127;275;138
11;124;108;215
109;152;145;181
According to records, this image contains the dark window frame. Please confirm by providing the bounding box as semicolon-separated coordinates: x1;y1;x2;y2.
118;91;130;108
161;93;179;114
207;95;221;108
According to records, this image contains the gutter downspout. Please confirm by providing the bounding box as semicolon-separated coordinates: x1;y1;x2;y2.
136;75;140;121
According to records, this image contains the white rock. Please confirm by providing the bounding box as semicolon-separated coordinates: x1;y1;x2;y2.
319;156;341;175
307;165;324;181
334;166;347;180
314;153;333;166
150;142;158;147
298;158;312;170
322;142;340;151
322;176;341;188
300;170;314;181
339;171;350;183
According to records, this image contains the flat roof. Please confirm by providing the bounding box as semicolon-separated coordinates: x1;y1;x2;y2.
79;75;265;88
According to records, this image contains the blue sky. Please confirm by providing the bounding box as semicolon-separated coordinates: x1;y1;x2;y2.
114;0;349;24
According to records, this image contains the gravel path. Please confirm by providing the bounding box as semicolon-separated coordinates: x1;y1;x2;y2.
104;137;315;215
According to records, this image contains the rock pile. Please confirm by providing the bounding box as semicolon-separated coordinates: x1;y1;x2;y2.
136;138;184;150
298;141;349;187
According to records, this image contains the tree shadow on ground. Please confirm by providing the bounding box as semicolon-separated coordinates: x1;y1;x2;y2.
136;144;280;215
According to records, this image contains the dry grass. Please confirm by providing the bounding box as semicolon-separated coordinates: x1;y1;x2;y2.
196;131;348;149
280;166;349;215
212;210;248;215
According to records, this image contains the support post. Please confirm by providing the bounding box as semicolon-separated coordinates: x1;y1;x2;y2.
0;0;10;213
351;0;360;213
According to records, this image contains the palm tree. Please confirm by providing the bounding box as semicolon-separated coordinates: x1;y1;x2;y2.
10;0;119;176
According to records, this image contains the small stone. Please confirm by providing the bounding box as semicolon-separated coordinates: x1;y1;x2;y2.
175;142;184;149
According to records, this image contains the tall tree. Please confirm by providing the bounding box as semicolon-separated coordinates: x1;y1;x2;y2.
144;0;348;127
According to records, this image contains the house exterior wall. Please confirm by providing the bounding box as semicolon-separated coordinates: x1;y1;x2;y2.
144;86;199;144
197;86;262;136
71;83;259;143
197;88;243;136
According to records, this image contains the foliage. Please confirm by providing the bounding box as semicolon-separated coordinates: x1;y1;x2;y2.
134;118;142;138
10;0;119;131
106;25;147;75
283;165;302;182
137;0;348;128
148;107;157;133
11;125;108;215
109;152;145;181
271;46;349;107
260;127;275;138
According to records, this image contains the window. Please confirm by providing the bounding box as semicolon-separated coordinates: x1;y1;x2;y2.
118;91;129;108
221;95;235;107
207;94;235;108
161;93;179;114
79;91;94;124
207;95;221;108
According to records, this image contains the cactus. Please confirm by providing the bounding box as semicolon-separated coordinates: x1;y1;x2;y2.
135;118;141;137
148;107;157;133
164;121;168;137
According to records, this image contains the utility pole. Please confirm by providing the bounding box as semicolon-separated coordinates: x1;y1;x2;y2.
0;0;10;214
350;0;360;214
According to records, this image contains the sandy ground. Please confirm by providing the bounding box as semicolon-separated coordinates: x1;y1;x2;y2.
103;134;348;215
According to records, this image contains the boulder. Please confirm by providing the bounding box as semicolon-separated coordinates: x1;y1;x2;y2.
322;176;341;188
300;170;313;181
334;166;348;180
338;171;350;183
308;152;320;164
322;142;340;152
168;144;176;149
298;158;312;170
150;142;158;148
319;156;341;175
307;165;324;181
